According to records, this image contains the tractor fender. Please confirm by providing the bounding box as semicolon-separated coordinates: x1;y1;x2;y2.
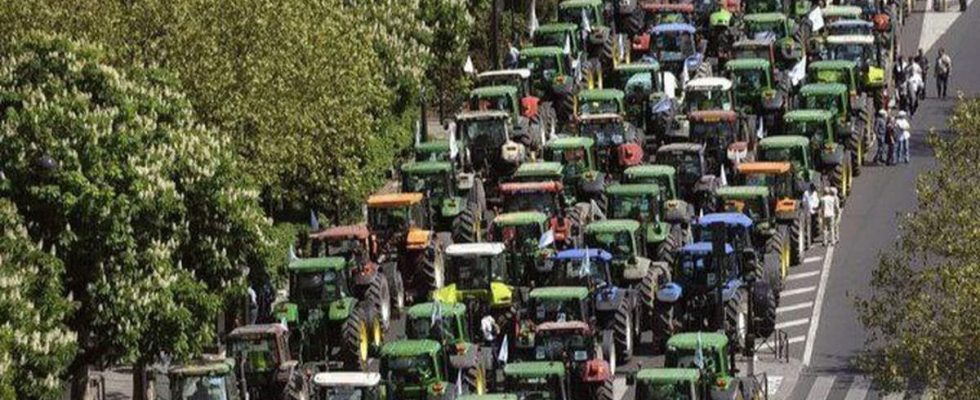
623;256;652;281
328;297;357;321
775;199;800;222
663;199;693;224
406;229;432;250
490;281;515;308
430;284;459;304
594;286;627;312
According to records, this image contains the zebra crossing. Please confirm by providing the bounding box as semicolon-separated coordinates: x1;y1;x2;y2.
756;246;829;361
788;374;929;400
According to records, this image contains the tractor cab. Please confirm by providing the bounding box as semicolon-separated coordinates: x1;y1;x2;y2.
576;89;626;117
455;110;526;177
736;161;800;200
519;46;577;102
541;248;615;289
584;220;655;283
624;164;679;200
807;60;860;94
476;69;533;98
606;184;692;262
824;35;885;89
655;143;721;211
683;78;735;114
798;83;851;123
726;59;787;116
491;211;555;285
606;184;664;225
743;13;804;64
414;139;453;162
306;224;372;261
533;23;584;58
732;38;779;68
401;161;469;232
526;287;593;325
312;372;383;400
544;136;599;185
827;19;875;36
503;164;567;213
367;193;430;248
687;110;742;173
715;186;774;230
638;23;701;78
642;3;697;26
665;333;750;397
577;114;643;178
557;0;607;29
281;257;354;322
781;110;839;151
822;5;863;23
166;357;240;400
635;368;703;400
531;321;615;399
380;340;457;400
694;213;757;255
609;61;679;142
502;362;570;400
670;242;741;296
431;243;515;314
468;85;526;125
225;324;298;398
756;136;816;184
403;301;495;384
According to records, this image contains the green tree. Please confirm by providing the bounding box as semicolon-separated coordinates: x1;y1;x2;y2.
856;99;980;398
0;35;276;395
0;199;76;400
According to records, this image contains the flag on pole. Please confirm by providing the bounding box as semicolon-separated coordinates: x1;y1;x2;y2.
789;57;807;86
529;0;539;37
456;369;463;395
430;300;443;327
498;335;510;363
582;9;592;33
463;56;476;75
809;7;824;32
694;332;705;369
414;118;422;147
719;164;728;186
448;120;458;160
309;210;320;231
288;244;298;262
756;115;766;139
681;62;691;87
563;34;572;55
581;247;592;277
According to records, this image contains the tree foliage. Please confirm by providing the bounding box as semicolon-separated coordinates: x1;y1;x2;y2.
0;35;275;380
856;99;980;398
0;200;75;400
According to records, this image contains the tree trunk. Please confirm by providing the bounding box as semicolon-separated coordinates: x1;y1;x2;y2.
132;360;149;400
70;364;91;400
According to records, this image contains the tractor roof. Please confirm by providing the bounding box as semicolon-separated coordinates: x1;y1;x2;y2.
536;22;579;34
685;77;733;91
636;368;701;383
759;135;811;148
456;110;511;121
697;212;754;228
650;23;697;34
680;241;734;255
725;58;772;71
733;37;776;48
552;248;614;262
578;88;625;102
446;242;507;257
737;161;792;175
459;395;520;400
169;358;234;377
500;181;563;194
407;302;467;319
625;164;676;178
513;161;565;178
825;34;875;45
401;160;452;175
822;5;863;16
529;286;590;300
585;219;641;233
493;211;549;226
415;140;450;155
657;142;704;153
606;183;662;197
743;12;788;23
688;109;738;122
800;83;848;96
504;361;567;378
313;372;382;387
829;19;874;28
228;323;287;339
477;68;532;80
381;339;442;357
520;46;565;58
367;192;424;207
716;185;771;199
288;257;346;272
546;135;594;149
579;113;624;123
643;3;695;13
535;321;593;335
614;61;661;73
559;0;603;9
309;225;369;241
808;59;857;71
471;85;518;99
784;109;835;122
667;332;729;350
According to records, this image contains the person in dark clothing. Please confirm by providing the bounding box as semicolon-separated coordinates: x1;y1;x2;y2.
873;109;889;164
936;48;952;99
886;115;897;165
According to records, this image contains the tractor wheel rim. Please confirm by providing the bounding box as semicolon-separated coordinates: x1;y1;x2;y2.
738;302;747;346
380;299;390;327
626;313;633;355
359;321;369;363
373;318;382;347
476;368;486;394
781;242;789;277
608;342;616;376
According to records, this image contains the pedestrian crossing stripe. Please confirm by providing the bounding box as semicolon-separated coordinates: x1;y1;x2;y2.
790;374;929;400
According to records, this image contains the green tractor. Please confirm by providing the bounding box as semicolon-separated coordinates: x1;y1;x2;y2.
575;88;625;118
605;183;691;265
687;110;750;180
311;372;384;400
526;322;616;400
768;110;854;201
557;0;616;70
542;136;608;207
714;186;799;280
635;332;766;399
489;211;558;288
608;60;682;148
431;243;520;339
519;46;581;124
725;58;791;133
401;160;489;244
225;324;308;400
577;113;645;180
823;34;887;109
165;357;242;400
502;361;573;400
655;143;723;213
797;82;874;175
736;161;819;262
454;110;529;184
379;340;464;400
501;163;597;247
468;85;552;152
404;302;493;395
742;13;807;67
274;257;382;369
624;164;679;200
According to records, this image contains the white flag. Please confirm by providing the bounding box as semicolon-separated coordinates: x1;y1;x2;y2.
414;119;422;147
719;164;728;186
498;334;510;363
539;229;555;249
529;0;539;37
694;332;705;369
563;34;572;55
756;115;765;139
809;7;824;32
582;9;592;33
288;244;298;262
789;57;807;87
681;62;690;87
456;369;463;395
463;55;476;75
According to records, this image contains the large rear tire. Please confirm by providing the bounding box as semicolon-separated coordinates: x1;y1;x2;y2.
789;215;805;266
654;224;684;265
366;272;391;330
341;303;371;371
613;298;635;362
452;205;480;244
725;288;748;352
765;230;788;293
596;378;615;400
420;236;447;293
752;280;777;339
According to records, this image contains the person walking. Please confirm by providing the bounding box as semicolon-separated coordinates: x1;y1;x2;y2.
873;109;889;164
896;110;911;163
804;183;820;242
906;61;922;115
914;48;929;98
820;187;840;246
936;48;952;99
886;114;897;165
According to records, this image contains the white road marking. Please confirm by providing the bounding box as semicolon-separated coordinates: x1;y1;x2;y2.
803;245;835;366
786;270;821;281
613;377;627;400
806;376;836;400
844;376;872;400
767;376;783;397
777;301;814;313
758;335;806;349
919;0;975;53
780;286;817;297
775;318;810;329
881;393;907;400
803;256;823;264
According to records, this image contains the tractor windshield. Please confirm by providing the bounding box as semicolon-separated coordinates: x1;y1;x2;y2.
545;147;589;181
722;197;769;221
559;7;599;27
732;69;766;92
734;45;771;60
685;89;733;113
175;375;229;400
803;95;843;116
532;298;585;323
471;94;516;115
759;146;807;174
579;99;620;115
291;269;344;304
829;44;871;67
785;120;830;142
746;20;787;39
587;231;635;259
368;207;409;233
384;355;436;385
463;119;509;147
534;331;591;361
505;191;559;215
317;386;369;400
654;31;696;59
407;315;458;342
639;381;695;400
504;375;563;399
403;173;448;199
228;337;277;374
609;194;659;222
496;224;544;251
690;121;736;149
448;255;506;290
658;151;703;185
675;252;729;289
521;55;561;82
546;257;611;287
580;120;626;148
667;348;724;376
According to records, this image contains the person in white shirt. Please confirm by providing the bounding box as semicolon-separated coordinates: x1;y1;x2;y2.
895;111;911;164
907;62;923;115
820;187;840;246
804;183;820;240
